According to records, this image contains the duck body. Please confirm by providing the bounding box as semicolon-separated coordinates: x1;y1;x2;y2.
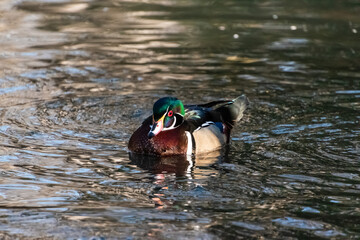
128;95;249;156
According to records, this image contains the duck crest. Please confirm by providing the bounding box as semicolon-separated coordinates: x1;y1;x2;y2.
153;97;185;121
128;95;249;156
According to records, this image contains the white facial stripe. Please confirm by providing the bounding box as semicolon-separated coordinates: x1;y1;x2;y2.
165;106;170;116
162;115;177;131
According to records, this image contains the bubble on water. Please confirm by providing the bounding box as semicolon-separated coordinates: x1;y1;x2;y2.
233;34;239;39
290;25;297;30
272;14;278;19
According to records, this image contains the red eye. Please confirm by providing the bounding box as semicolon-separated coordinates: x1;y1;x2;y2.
168;110;173;117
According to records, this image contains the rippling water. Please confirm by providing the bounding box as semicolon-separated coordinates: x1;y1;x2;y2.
0;0;359;239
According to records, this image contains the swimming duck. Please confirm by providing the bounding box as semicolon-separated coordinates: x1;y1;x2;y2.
128;95;249;156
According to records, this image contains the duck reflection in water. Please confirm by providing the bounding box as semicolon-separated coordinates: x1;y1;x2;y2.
129;148;228;208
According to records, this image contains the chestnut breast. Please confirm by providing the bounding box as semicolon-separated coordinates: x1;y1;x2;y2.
128;124;188;156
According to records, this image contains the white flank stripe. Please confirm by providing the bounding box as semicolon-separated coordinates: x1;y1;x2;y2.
194;121;215;132
194;127;201;132
185;131;192;156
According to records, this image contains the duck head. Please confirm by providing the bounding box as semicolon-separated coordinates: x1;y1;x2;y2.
148;97;185;139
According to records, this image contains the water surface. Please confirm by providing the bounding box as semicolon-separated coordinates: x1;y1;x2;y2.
0;0;359;239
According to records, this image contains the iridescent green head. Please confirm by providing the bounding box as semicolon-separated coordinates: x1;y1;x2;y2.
148;97;185;139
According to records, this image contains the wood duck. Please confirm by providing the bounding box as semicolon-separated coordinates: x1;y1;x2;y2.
128;95;249;156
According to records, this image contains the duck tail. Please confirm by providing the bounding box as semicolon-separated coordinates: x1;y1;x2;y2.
216;95;249;129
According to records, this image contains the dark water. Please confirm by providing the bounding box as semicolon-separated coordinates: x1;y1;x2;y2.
0;0;359;239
